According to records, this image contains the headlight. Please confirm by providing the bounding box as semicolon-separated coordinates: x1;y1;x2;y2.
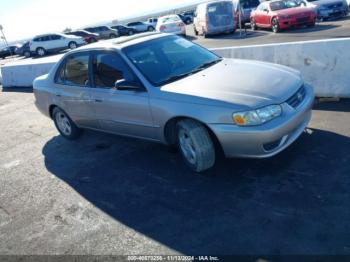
233;105;282;126
318;5;328;11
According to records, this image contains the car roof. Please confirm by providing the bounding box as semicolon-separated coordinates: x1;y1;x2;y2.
73;32;166;52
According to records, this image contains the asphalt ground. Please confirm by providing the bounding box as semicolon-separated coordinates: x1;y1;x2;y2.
0;87;350;256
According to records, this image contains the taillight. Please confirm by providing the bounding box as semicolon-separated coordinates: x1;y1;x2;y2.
177;22;185;27
160;25;167;31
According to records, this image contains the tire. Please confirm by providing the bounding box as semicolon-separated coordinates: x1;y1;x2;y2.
128;30;134;35
148;26;155;32
176;119;215;173
90;37;97;43
109;34;117;39
307;21;316;27
52;107;82;140
186;18;191;25
251;18;257;30
194;27;199;36
36;47;46;57
24;51;31;58
69;41;78;49
271;17;280;33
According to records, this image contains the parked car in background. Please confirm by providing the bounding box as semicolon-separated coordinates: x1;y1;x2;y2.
194;0;237;37
33;32;314;173
147;18;158;28
83;26;119;39
15;41;31;58
126;21;155;32
30;33;86;57
66;30;99;43
111;25;136;36
178;13;193;24
298;0;348;20
156;15;187;36
233;0;261;26
251;0;316;33
0;45;19;59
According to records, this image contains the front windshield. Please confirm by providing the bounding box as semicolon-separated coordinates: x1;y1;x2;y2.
270;0;299;11
123;35;221;86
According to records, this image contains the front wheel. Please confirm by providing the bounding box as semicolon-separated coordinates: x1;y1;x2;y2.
251;18;257;30
53;107;82;140
148;26;155;32
24;50;31;58
128;30;134;35
109;34;117;39
271;18;280;33
36;47;46;57
176;119;215;173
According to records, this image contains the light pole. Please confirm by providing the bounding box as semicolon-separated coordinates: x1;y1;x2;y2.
0;24;11;55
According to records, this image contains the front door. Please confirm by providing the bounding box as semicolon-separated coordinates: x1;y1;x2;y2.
88;51;156;140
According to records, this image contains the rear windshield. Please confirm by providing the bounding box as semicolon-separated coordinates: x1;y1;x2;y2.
241;0;261;8
160;16;181;23
208;2;233;13
270;0;299;10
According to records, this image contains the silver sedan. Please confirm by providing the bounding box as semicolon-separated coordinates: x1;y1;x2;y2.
34;33;314;173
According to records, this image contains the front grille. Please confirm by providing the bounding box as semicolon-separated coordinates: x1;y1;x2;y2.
286;86;306;109
296;17;310;24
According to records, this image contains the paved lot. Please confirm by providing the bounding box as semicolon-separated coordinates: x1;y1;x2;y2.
0;88;350;255
191;16;350;48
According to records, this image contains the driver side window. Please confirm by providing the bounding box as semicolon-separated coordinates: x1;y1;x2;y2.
92;52;137;88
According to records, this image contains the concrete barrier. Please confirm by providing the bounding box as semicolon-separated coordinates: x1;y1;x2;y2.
0;55;62;88
0;38;349;97
212;38;350;98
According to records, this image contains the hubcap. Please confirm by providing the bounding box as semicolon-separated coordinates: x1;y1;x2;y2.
70;43;77;49
56;112;72;136
179;130;197;165
38;49;44;56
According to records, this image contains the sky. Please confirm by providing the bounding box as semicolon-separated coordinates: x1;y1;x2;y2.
0;0;202;42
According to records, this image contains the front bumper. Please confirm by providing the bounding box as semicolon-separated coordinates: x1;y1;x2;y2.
317;7;349;19
209;84;315;158
279;16;315;29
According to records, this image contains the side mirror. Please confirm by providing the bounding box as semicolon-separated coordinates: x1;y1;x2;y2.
115;79;142;91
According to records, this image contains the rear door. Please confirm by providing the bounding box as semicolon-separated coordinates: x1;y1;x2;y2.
207;1;235;32
88;50;155;139
53;52;98;128
254;3;269;26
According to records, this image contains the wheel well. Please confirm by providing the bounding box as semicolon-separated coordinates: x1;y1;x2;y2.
49;105;57;119
164;117;224;155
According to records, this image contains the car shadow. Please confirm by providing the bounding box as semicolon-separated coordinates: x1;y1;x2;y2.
313;99;350;112
1;86;33;93
42;126;350;255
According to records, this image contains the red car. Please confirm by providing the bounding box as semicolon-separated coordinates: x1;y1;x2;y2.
250;0;316;33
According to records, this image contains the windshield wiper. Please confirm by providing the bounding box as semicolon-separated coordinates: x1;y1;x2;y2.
195;58;223;71
158;58;223;86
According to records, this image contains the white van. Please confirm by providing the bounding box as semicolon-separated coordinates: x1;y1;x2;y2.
193;0;237;37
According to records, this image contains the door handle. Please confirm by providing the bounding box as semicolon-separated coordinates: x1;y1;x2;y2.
55;94;61;97
94;99;103;103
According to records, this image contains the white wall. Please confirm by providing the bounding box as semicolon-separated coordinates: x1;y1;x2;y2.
0;55;62;88
1;38;349;98
212;38;350;98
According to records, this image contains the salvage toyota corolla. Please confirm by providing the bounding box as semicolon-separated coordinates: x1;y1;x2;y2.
34;32;314;172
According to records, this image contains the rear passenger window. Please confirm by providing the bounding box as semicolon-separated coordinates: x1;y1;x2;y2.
56;54;90;86
92;53;136;88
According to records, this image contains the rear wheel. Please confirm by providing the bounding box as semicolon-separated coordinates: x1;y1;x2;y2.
271;18;280;33
109;33;117;39
148;26;155;31
307;21;316;27
68;41;77;49
52;107;82;140
36;47;46;57
24;50;31;58
128;30;134;35
176;119;215;173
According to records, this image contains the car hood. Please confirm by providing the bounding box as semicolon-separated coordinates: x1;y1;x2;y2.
160;59;303;109
273;7;315;15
